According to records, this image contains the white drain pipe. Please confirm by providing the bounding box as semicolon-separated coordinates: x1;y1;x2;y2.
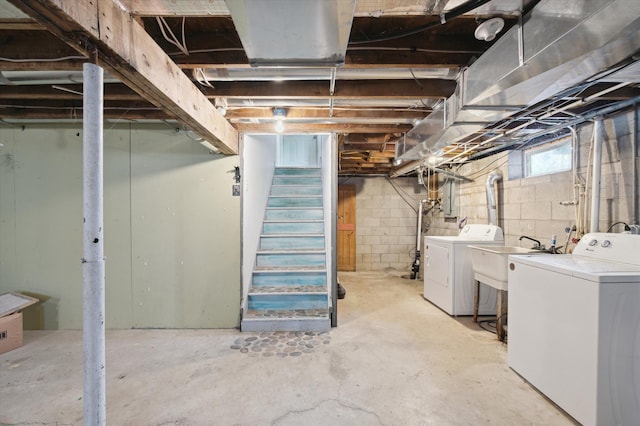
590;118;603;232
486;169;503;226
82;62;106;426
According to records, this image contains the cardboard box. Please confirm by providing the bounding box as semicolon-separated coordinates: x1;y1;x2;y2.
0;311;23;354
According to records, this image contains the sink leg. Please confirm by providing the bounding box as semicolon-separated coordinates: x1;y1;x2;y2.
497;290;508;342
473;280;480;323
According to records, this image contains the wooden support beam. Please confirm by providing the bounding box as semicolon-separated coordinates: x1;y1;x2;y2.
234;123;411;134
0;19;43;30
8;0;238;154
225;107;428;120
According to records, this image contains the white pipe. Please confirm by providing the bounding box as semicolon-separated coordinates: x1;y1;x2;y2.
590;118;603;232
416;199;426;252
82;62;106;426
486;169;503;226
633;105;638;225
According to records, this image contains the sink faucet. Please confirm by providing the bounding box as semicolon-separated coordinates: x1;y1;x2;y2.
519;235;543;250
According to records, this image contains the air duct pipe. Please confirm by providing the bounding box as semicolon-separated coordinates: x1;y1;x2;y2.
590;118;604;232
486;169;503;226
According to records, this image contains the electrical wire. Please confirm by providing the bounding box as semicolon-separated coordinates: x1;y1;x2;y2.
478;313;508;342
156;17;189;56
349;0;492;44
347;46;483;54
386;177;419;213
606;221;630;232
462;153;509;179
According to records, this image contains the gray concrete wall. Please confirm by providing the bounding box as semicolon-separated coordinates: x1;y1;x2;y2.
348;108;639;271
0;122;240;329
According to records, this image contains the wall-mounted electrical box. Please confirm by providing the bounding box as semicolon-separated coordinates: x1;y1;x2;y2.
441;179;457;218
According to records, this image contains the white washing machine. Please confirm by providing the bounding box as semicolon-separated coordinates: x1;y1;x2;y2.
423;224;503;316
508;233;640;426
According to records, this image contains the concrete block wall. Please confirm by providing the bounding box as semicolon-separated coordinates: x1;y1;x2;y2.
427;108;639;250
341;177;427;271
349;108;638;271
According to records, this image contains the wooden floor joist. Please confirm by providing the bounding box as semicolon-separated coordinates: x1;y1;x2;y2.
8;0;238;154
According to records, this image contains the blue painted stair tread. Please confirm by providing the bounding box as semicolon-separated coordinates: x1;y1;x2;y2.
272;176;322;185
271;185;322;196
249;285;326;293
256;252;325;267
252;271;326;286
267;196;323;208
265;208;324;220
263;221;324;234
259;235;325;250
242;167;330;332
243;309;330;320
247;294;328;310
274;168;321;176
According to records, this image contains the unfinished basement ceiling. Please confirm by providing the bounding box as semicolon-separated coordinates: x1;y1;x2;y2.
1;0;639;175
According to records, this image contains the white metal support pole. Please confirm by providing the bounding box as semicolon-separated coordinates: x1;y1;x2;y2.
82;62;106;426
590;118;603;233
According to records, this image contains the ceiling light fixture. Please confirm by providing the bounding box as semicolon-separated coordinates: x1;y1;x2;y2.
474;17;504;42
273;107;286;133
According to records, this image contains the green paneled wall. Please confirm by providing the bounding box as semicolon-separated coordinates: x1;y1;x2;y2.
0;122;240;329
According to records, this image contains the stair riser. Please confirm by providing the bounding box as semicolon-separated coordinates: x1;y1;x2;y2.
274;168;321;177
271;186;322;196
263;222;324;234
256;253;325;267
265;209;323;220
252;272;326;287
247;294;328;310
241;318;331;333
260;236;325;250
272;177;321;186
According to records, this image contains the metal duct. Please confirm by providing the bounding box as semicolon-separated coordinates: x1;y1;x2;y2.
197;67;457;82
225;0;356;67
399;0;640;161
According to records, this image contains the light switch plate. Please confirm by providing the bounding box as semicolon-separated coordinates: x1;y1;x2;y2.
232;184;240;196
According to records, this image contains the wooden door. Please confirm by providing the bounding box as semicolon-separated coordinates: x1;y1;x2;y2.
337;184;356;271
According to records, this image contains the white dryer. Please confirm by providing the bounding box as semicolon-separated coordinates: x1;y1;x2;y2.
423;224;504;315
508;233;640;426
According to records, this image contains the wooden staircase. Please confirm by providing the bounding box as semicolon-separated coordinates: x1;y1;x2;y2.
241;167;331;332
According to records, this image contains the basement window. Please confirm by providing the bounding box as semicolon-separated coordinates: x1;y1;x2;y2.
523;136;572;177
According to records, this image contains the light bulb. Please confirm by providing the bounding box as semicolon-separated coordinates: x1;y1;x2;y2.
274;120;284;133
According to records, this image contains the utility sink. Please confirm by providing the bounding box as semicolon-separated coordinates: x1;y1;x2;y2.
469;245;545;291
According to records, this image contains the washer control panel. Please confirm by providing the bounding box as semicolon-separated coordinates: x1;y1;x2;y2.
574;233;640;266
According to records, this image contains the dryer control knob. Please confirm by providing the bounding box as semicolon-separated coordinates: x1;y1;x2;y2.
601;240;611;247
589;239;598;246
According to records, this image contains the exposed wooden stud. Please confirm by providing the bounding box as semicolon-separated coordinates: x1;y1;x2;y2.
8;0;238;154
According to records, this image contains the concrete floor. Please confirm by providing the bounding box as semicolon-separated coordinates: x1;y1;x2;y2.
0;270;576;425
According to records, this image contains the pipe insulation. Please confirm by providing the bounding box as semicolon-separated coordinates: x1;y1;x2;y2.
82;62;106;426
590;118;603;233
486;169;503;226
